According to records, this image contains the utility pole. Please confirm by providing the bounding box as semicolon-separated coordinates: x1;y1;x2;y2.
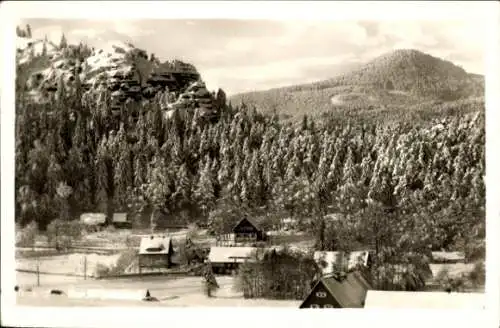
36;257;40;287
84;255;87;280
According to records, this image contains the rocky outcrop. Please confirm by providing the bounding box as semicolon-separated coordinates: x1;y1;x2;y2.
16;35;218;119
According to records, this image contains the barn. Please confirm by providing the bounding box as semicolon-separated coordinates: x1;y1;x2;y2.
206;246;258;274
299;271;372;309
138;235;174;270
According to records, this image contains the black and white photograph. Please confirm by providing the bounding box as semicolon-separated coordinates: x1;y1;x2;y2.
1;1;499;328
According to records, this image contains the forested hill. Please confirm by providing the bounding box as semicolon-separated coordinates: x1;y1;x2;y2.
230;49;484;119
15;27;485;257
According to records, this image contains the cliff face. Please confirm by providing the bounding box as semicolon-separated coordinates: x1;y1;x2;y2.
16;35;218;119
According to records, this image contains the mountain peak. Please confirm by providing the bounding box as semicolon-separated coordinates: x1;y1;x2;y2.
229;49;484;118
332;49;476;100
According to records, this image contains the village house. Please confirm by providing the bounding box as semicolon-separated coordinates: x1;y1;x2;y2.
299;271;372;308
138;235;174;271
216;217;267;246
313;251;373;276
364;290;485;309
206;246;258;274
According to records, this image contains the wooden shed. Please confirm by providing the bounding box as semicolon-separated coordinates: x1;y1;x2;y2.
138;235;174;270
299;271;371;309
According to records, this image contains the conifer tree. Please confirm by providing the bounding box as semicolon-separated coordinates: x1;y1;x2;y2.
195;158;216;217
59;33;68;49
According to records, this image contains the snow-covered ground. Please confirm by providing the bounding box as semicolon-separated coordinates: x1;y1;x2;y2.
16;273;300;307
16;253;122;277
429;263;477;278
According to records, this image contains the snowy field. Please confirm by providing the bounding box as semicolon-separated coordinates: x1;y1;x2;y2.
16;272;301;307
16;253;122;277
429;263;477;278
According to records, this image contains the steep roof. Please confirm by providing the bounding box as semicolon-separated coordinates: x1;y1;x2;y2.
300;271;371;308
364;290;485;309
232;217;263;232
207;246;258;263
139;235;172;255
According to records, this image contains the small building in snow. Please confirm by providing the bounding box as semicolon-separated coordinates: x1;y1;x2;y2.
80;213;108;231
206;246;258;274
138;235;174;269
364;290;485;309
299;271;371;309
112;212;131;229
431;251;465;264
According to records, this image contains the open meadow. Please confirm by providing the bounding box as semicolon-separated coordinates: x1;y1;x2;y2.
16;272;301;307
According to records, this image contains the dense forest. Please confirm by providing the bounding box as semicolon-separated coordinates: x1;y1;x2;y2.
15;76;485;256
15;24;485;275
15;27;486;294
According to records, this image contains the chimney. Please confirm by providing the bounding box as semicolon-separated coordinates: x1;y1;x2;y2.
334;251;345;273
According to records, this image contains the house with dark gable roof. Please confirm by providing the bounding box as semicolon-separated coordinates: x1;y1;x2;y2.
233;217;266;242
299;271;371;309
217;217;268;246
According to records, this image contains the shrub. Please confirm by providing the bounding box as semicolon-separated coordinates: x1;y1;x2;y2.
435;267;466;292
467;262;485;288
203;264;219;298
46;219;83;251
237;247;320;300
16;221;39;248
177;238;207;266
94;263;111;278
94;249;139;277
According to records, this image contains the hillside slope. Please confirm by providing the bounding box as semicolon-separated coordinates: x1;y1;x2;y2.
230;49;484;119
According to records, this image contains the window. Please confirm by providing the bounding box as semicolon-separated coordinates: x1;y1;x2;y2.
310;304;320;308
316;291;327;298
324;304;334;308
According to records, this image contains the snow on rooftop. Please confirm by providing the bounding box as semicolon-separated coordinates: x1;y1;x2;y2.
207;247;257;263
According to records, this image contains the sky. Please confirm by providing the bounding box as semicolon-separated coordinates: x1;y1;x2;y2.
20;19;486;95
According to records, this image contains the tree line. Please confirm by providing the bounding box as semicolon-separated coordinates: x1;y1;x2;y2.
16;65;484;251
